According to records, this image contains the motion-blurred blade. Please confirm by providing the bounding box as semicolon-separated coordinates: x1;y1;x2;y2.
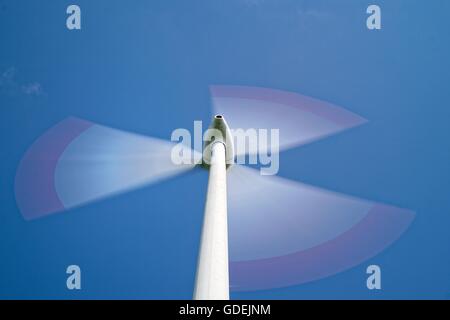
210;85;367;155
15;117;199;220
227;165;414;291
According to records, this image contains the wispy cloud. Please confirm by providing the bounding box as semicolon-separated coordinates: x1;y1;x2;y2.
22;82;43;96
0;67;15;87
0;67;44;96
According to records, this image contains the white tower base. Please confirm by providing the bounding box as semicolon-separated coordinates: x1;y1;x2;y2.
193;141;229;300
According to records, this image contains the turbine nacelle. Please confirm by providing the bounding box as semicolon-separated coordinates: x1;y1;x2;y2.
202;115;235;168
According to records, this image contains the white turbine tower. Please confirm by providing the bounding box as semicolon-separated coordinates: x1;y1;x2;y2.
194;115;234;300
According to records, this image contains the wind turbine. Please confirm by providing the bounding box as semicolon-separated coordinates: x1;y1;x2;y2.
15;85;415;299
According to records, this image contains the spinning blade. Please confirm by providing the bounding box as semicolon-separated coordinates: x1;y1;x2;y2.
210;85;367;155
227;165;415;291
15;117;200;220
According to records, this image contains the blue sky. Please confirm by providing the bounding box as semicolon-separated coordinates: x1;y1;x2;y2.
1;0;450;299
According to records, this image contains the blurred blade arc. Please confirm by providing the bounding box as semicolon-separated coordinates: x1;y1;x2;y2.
227;165;415;291
15;117;200;220
210;85;368;155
